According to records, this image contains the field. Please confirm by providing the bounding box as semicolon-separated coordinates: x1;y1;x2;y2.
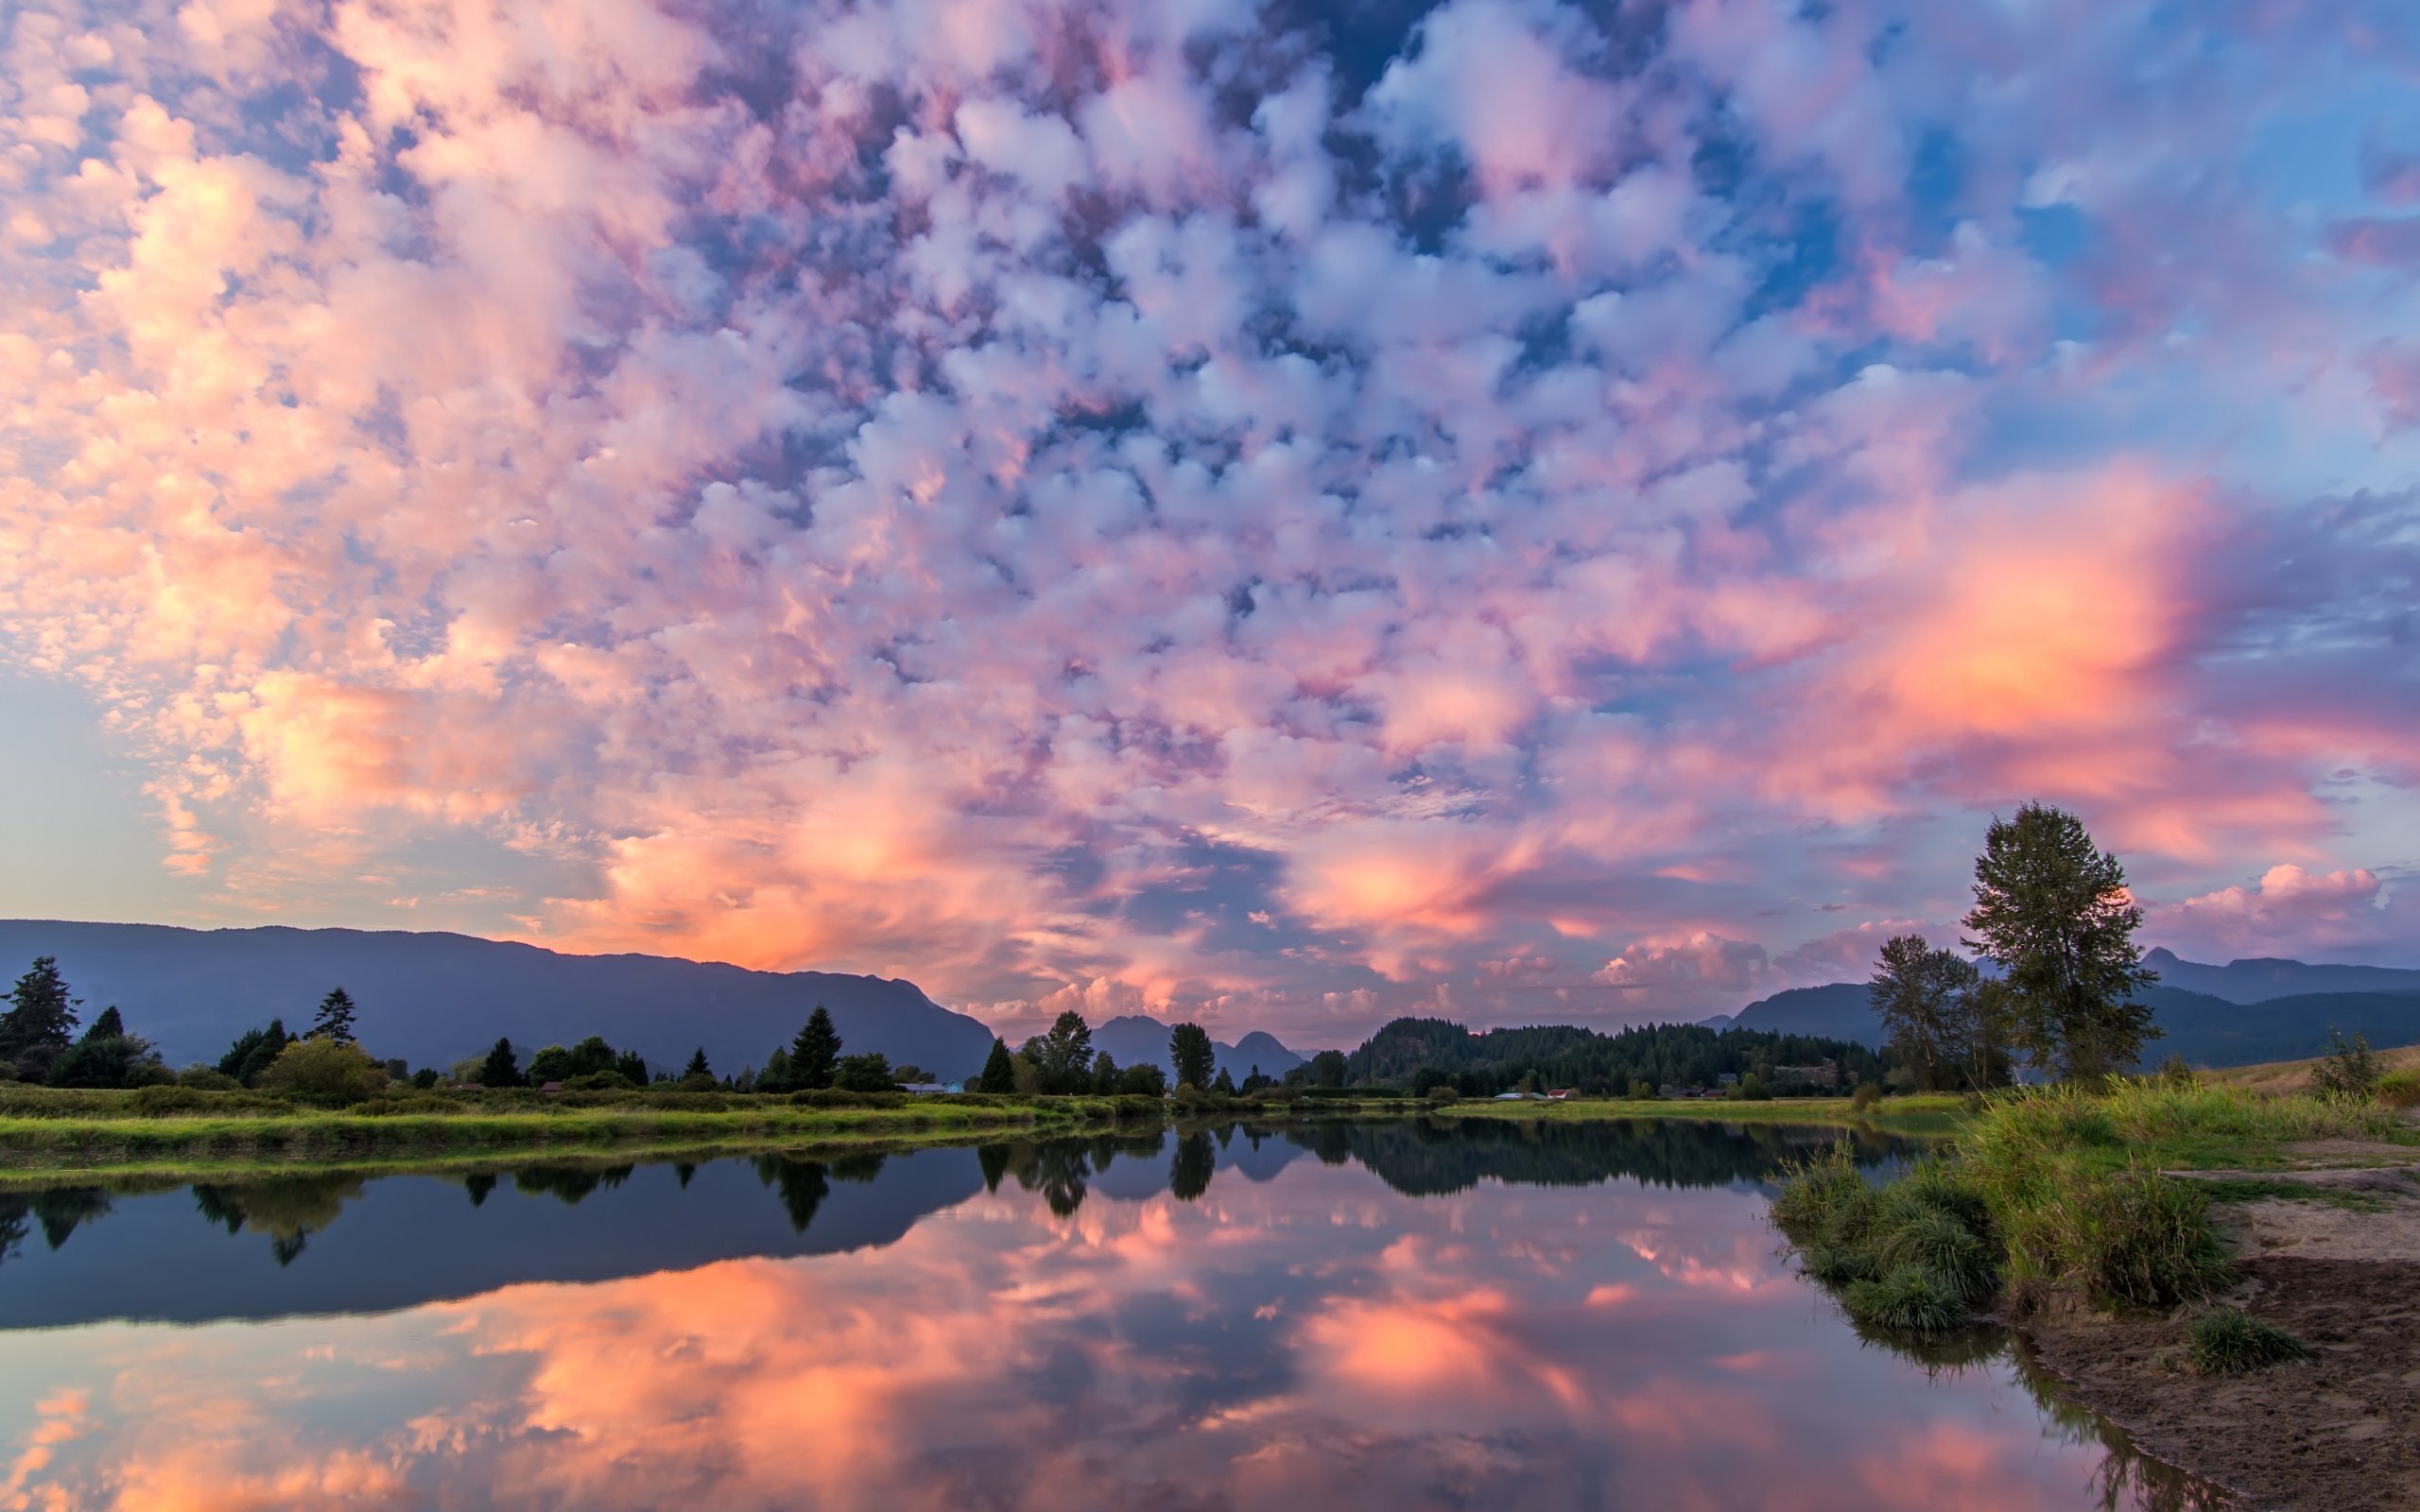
1434;1092;1968;1138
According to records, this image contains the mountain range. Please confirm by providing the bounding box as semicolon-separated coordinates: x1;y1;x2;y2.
1090;1015;1308;1085
1723;949;2420;1068
0;920;1001;1079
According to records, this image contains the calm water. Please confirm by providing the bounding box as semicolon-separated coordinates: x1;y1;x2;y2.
0;1119;2220;1510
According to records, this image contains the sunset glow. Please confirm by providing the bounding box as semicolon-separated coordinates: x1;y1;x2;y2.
3;0;2416;1040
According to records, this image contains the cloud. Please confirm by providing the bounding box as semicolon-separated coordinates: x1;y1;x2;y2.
0;0;2415;1042
2151;865;2412;962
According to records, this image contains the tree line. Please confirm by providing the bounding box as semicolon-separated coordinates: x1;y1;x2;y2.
1318;1016;1888;1098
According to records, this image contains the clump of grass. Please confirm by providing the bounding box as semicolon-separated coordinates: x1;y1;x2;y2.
2377;1070;2420;1110
1775;1150;1997;1329
1876;1206;1997;1303
2187;1307;2311;1374
1843;1265;1968;1333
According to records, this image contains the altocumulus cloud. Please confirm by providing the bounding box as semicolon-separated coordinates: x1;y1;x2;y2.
2;0;2417;1040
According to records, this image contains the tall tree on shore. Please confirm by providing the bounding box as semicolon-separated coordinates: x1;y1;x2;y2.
1168;1022;1216;1091
0;957;80;1073
1962;802;2160;1082
308;987;359;1044
977;1037;1016;1093
684;1046;711;1078
790;1006;841;1091
1868;935;1980;1091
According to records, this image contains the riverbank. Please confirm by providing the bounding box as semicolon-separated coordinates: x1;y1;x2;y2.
0;1085;1428;1183
1436;1091;1967;1137
0;1083;1963;1182
1772;1080;2420;1510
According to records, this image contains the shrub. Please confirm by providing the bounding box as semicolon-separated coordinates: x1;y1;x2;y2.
257;1040;391;1102
1850;1082;1881;1112
2071;1168;2232;1307
1423;1085;1459;1103
1631;1079;1655;1101
129;1084;214;1115
346;1094;473;1117
562;1070;636;1091
2187;1307;2311;1374
1876;1207;1996;1304
1842;1265;1967;1334
786;1088;906;1109
1735;1073;1772;1102
2312;1029;2381;1101
177;1065;242;1091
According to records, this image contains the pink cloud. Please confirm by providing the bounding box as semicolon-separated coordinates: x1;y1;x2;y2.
0;0;2413;1042
2152;865;2410;961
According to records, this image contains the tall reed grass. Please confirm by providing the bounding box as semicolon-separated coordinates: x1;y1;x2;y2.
1769;1078;2379;1331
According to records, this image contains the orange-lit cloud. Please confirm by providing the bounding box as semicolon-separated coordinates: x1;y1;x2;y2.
0;0;2414;1043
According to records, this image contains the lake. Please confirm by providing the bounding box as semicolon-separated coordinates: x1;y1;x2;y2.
0;1118;2222;1509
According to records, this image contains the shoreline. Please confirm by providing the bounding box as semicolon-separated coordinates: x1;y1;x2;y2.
2009;1158;2420;1510
0;1089;1958;1184
1772;1083;2420;1512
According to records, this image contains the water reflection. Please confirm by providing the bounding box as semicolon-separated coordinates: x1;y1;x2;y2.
0;1120;2219;1510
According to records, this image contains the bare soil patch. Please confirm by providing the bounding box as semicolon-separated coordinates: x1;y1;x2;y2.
2022;1256;2420;1509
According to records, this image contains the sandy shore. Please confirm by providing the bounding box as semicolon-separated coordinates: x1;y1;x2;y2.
2019;1153;2420;1510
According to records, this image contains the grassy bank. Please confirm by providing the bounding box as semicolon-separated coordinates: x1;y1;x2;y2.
0;1084;1973;1184
0;1087;1164;1181
1434;1092;1967;1138
0;1084;1433;1182
1771;1080;2417;1332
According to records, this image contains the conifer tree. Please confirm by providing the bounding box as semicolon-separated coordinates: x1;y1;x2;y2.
977;1037;1016;1093
0;957;80;1069
476;1037;523;1088
790;1006;841;1091
684;1046;711;1078
309;987;359;1044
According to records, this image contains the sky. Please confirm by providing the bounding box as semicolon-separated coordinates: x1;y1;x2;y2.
1;0;2417;1047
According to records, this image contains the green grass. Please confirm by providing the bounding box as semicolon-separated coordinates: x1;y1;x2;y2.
1436;1093;1966;1137
2187;1307;2311;1374
1766;1081;2383;1327
0;1090;1165;1181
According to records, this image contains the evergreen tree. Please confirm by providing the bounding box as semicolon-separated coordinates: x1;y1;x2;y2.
759;1047;795;1092
308;987;359;1044
1212;1066;1237;1096
218;1019;293;1087
1962;803;2161;1081
977;1037;1017;1093
614;1049;648;1085
476;1037;523;1088
684;1046;711;1078
1091;1051;1122;1094
82;1006;126;1042
1168;1022;1216;1091
790;1006;841;1091
0;957;80;1073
